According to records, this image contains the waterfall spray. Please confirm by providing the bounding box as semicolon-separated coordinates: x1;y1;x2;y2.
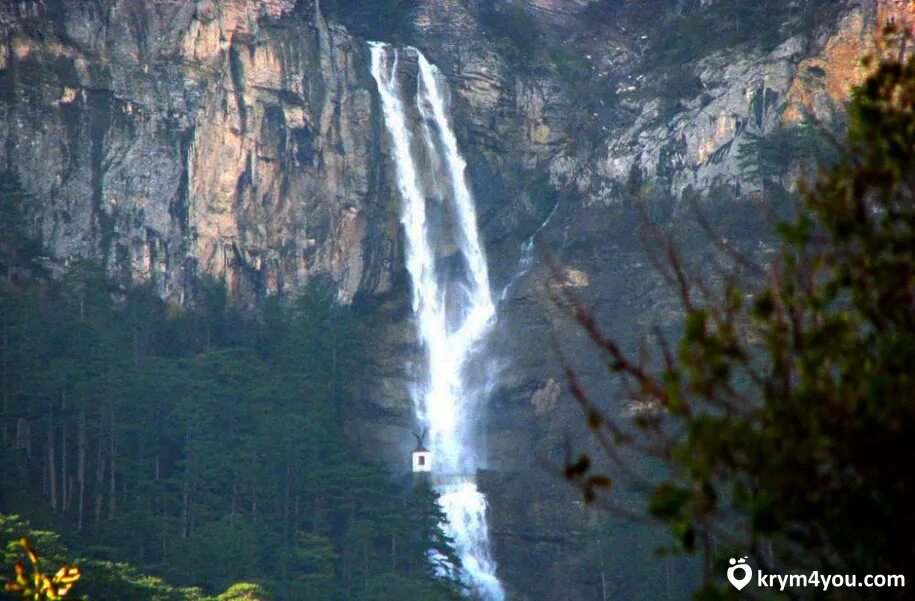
369;42;505;601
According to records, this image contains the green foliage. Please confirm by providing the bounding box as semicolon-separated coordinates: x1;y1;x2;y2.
1;267;460;600
0;170;44;281
546;45;591;84
477;2;544;73
737;121;840;189
619;0;839;127
654;69;703;125
216;583;271;601
583;0;838;67
522;172;557;217
320;0;419;42
476;0;593;91
564;45;915;597
646;1;837;68
1;515;207;601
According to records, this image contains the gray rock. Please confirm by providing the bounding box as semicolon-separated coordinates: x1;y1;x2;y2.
0;0;892;598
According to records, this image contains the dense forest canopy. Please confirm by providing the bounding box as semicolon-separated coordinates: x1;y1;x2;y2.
0;171;461;600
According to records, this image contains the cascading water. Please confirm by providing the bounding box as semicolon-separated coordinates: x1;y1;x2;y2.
369;42;505;601
499;199;560;302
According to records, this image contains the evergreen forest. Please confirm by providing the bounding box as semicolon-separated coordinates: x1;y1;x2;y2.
0;171;461;600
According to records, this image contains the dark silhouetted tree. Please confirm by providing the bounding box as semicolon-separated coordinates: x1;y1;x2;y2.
557;33;915;599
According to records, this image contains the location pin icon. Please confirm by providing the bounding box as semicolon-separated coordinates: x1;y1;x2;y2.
727;557;753;591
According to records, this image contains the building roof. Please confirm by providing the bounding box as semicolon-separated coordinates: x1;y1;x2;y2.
413;444;430;453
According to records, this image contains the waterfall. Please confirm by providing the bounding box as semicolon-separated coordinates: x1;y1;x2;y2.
499;199;560;302
369;42;506;601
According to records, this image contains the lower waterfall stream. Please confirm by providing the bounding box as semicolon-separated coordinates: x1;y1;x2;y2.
369;42;506;601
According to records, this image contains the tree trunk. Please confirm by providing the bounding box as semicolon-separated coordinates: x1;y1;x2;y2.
332;347;337;407
94;437;104;528
2;316;9;447
133;328;140;369
283;462;291;540
77;403;86;531
108;405;116;519
252;486;258;522
181;428;191;538
391;534;396;572
41;441;48;495
363;542;368;591
47;398;57;511
61;387;68;512
154;453;161;517
154;405;161;517
231;474;238;519
181;470;190;538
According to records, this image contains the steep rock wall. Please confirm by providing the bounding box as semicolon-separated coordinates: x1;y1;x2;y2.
401;1;904;599
0;1;905;599
0;0;393;304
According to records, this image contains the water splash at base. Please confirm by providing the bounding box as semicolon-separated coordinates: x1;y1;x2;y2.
437;479;504;601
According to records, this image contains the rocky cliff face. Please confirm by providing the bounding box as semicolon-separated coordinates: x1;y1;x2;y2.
0;0;394;305
1;1;905;599
399;1;906;599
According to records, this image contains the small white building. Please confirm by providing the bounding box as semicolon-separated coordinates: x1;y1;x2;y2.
412;443;432;473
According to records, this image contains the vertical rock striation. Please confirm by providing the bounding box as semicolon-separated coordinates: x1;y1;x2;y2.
0;0;393;304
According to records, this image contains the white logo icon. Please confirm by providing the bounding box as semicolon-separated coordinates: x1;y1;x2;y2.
727;557;753;590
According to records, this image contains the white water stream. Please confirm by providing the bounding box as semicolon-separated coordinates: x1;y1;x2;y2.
369;42;505;601
498;199;559;302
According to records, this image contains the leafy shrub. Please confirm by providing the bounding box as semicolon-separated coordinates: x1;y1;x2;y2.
3;537;80;600
477;1;544;73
